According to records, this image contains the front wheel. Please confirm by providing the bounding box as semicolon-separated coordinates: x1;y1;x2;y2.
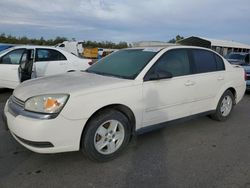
210;90;234;121
82;110;131;162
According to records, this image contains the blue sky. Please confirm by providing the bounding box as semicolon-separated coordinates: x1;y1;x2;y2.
0;0;250;44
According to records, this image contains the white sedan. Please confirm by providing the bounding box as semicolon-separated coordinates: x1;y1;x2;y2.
0;45;91;89
3;46;246;161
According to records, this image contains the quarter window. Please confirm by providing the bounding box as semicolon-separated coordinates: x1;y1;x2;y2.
36;49;66;62
152;49;191;77
0;49;25;64
214;54;225;71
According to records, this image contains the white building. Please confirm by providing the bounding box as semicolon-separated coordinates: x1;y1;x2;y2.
178;36;250;56
133;41;176;47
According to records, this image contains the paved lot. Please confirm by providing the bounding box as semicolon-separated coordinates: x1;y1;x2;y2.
0;88;250;188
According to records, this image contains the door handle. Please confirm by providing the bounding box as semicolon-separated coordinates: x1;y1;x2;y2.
184;81;195;86
217;76;224;81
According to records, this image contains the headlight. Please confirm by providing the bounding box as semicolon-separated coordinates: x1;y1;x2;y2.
25;94;69;114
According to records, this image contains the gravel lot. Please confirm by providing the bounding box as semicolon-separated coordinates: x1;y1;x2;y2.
0;88;250;188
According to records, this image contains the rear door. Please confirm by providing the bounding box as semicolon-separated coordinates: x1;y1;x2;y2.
34;48;68;77
0;48;26;88
188;49;226;114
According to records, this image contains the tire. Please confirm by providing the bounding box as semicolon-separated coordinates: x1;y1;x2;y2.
210;90;234;121
81;109;131;162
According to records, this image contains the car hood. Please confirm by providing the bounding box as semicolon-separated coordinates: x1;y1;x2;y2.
13;71;136;101
227;59;245;65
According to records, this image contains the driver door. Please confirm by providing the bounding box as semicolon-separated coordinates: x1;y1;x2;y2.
142;49;194;127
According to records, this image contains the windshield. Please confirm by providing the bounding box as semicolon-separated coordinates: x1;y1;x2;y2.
226;53;245;61
86;49;158;79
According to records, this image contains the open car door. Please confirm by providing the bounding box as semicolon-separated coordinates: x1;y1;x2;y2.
18;49;34;83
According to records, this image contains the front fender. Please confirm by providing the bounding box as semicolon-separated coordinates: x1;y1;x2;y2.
60;85;144;130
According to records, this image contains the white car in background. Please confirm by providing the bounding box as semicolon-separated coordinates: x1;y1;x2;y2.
0;45;91;89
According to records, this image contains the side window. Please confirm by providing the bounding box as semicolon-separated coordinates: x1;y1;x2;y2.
245;54;249;64
0;49;25;65
153;49;191;77
36;49;67;62
192;49;217;73
214;54;225;71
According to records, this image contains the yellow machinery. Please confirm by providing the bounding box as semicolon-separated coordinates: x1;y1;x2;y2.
83;48;99;59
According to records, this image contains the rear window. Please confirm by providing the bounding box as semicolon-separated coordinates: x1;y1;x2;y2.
192;49;218;73
36;49;66;62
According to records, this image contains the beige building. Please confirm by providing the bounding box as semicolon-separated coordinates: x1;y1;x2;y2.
133;41;176;47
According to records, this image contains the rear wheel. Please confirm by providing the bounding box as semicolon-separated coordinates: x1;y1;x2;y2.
82;110;131;162
210;90;234;121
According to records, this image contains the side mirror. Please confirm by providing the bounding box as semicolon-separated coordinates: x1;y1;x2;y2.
145;70;173;81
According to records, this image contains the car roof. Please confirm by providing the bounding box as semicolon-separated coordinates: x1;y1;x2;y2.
10;45;58;50
128;45;218;52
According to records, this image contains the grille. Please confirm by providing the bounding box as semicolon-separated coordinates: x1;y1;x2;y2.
11;95;25;107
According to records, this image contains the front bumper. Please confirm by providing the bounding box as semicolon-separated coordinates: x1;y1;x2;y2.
4;99;87;153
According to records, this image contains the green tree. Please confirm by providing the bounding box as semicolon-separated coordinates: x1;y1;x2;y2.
0;33;128;49
168;35;184;43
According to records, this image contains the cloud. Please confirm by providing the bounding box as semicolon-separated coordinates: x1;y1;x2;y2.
0;0;250;44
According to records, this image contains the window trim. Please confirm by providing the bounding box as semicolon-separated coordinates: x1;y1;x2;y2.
35;48;67;62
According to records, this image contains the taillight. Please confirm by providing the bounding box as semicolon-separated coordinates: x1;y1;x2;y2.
244;70;247;81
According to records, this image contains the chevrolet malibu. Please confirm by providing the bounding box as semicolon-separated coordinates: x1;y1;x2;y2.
3;46;246;161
